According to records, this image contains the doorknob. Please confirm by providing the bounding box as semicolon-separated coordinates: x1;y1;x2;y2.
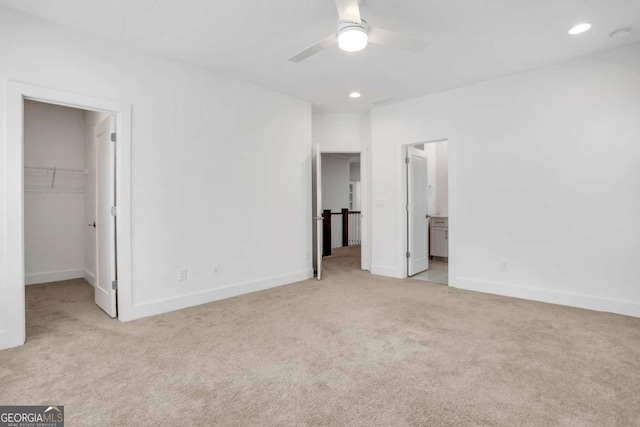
88;221;96;228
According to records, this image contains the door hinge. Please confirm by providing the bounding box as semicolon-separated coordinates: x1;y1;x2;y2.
110;132;116;142
111;206;117;216
406;251;411;258
405;157;410;164
112;279;118;290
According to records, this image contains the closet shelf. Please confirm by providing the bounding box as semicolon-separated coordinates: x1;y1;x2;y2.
24;166;88;193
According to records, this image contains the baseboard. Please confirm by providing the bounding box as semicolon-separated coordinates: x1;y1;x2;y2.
127;269;314;321
25;269;84;285
453;276;640;318
0;330;24;351
370;264;403;279
83;269;96;287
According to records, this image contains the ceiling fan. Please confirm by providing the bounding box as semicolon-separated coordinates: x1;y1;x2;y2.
288;0;428;62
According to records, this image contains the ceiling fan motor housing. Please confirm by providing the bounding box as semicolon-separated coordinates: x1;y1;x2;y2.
338;19;368;33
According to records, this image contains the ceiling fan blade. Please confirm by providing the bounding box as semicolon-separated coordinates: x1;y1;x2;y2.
334;0;361;23
368;27;428;53
288;34;338;62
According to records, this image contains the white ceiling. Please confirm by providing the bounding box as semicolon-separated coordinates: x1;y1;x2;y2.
1;0;639;113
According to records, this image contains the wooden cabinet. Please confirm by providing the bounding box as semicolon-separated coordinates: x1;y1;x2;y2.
430;217;448;258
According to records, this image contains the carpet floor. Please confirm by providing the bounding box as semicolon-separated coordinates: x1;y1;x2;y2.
1;246;640;426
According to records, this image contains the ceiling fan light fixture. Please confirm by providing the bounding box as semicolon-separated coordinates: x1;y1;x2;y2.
338;24;368;52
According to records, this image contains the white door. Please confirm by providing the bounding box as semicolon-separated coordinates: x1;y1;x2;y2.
94;116;117;317
314;144;323;280
407;146;429;276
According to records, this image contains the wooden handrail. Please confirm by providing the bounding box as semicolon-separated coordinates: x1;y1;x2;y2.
330;210;361;215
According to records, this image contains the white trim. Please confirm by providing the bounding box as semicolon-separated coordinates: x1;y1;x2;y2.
0;331;13;350
2;81;133;350
84;269;96;287
4;82;26;350
370;264;403;278
25;269;84;285
453;277;640;318
362;146;371;271
130;269;314;320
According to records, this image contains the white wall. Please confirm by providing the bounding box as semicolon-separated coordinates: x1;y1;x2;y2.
0;7;312;349
420;140;449;217
435;141;448;216
313;113;370;152
23;101;86;285
370;42;640;317
421;143;438;216
349;162;360;182
321;155;351;213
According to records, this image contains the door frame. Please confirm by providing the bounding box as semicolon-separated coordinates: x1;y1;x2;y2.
314;148;370;272
2;81;133;349
401;139;453;280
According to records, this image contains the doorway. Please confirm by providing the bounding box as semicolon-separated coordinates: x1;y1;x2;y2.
312;147;369;280
23;100;117;326
405;140;449;284
321;152;362;271
2;82;132;350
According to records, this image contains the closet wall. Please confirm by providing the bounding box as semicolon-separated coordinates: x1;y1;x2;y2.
421;141;448;217
321;154;351;213
24;101;88;285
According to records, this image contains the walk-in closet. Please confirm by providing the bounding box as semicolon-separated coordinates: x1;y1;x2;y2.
24;99;116;326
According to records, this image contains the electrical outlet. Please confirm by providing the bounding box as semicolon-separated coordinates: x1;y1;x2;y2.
212;263;220;275
500;260;509;271
178;268;188;281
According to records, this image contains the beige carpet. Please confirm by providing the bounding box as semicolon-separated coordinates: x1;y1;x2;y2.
2;246;640;426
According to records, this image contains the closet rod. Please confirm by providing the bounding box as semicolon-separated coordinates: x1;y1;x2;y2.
24;165;87;173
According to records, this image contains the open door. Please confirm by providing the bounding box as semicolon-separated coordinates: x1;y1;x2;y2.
94;116;117;317
407;146;429;276
314;144;323;280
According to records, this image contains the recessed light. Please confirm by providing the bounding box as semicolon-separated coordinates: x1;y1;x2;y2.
568;23;592;35
349;92;361;99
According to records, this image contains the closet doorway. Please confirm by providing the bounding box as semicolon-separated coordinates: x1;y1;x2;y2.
23;100;118;321
3;82;132;350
